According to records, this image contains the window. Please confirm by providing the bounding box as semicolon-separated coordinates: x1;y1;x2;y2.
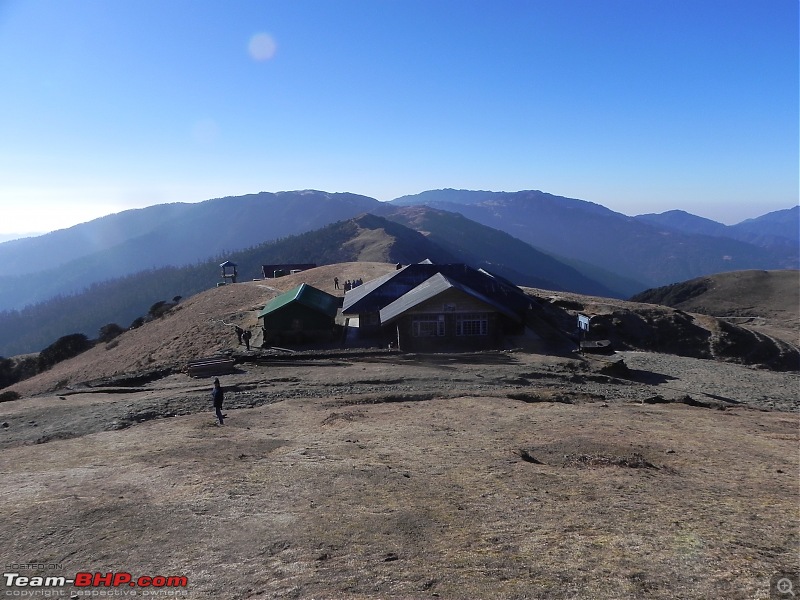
412;314;445;337
456;313;488;336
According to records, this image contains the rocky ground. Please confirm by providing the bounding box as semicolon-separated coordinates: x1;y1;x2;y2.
0;264;798;599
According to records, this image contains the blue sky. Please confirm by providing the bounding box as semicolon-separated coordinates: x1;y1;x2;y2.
0;0;797;235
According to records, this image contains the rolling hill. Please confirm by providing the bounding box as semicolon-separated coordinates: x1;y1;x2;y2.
0;187;796;363
5;261;797;400
629;269;800;346
635;206;799;252
392;189;798;288
0;191;382;311
1;188;796;315
0;212;613;357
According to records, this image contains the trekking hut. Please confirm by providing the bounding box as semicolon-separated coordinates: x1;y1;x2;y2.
378;272;523;352
258;283;341;345
341;262;532;351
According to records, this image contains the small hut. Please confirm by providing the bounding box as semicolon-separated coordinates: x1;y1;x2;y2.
258;283;340;345
220;260;238;284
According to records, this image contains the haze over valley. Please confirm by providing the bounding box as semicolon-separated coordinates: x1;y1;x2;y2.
0;189;796;358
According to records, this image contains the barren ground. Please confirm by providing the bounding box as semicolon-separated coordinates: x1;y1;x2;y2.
1;264;798;599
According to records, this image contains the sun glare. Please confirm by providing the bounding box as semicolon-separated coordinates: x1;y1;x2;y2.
248;33;277;61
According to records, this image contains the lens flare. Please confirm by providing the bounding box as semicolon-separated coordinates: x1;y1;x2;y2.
248;33;277;61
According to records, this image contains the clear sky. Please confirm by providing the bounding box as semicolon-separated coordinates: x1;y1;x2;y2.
0;0;797;235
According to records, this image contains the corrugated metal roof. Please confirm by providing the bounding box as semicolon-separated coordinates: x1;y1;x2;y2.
342;262;453;315
258;283;339;319
344;262;531;317
341;268;399;312
379;273;522;325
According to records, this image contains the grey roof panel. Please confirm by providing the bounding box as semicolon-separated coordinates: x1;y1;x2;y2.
341;268;398;312
343;261;531;317
380;273;522;325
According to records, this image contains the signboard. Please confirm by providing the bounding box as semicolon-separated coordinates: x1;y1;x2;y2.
577;314;590;331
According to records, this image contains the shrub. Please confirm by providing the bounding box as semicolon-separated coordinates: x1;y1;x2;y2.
148;300;180;319
38;334;92;371
0;357;16;389
0;390;20;402
148;301;168;318
0;355;37;389
5;355;38;385
98;323;125;343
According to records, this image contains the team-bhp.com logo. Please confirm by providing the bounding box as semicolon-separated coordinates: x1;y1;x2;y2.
4;571;188;592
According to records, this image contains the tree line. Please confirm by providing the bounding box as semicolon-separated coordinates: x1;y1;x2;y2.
0;221;362;391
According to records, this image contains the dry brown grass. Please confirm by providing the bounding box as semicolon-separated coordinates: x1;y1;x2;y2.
7;263;397;398
1;376;797;599
633;269;800;345
1;262;798;599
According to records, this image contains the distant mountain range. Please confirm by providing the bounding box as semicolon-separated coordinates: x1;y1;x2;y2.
0;209;615;356
0;233;41;244
635;206;799;251
0;191;379;310
0;188;796;356
391;190;798;289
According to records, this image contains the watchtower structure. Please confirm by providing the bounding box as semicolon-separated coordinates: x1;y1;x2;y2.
220;260;238;284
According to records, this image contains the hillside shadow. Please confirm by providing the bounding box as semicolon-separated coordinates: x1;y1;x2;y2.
623;369;679;385
621;368;740;405
698;391;740;404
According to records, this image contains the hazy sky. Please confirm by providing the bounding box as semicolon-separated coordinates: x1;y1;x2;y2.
0;0;797;235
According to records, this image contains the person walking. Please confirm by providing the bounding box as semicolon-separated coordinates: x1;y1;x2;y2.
234;325;244;345
211;377;224;425
334;277;339;289
242;329;252;350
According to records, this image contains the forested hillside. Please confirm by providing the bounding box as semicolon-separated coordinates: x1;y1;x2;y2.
0;212;615;357
0;216;452;356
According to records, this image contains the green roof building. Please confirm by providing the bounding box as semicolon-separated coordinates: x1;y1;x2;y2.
258;283;341;345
